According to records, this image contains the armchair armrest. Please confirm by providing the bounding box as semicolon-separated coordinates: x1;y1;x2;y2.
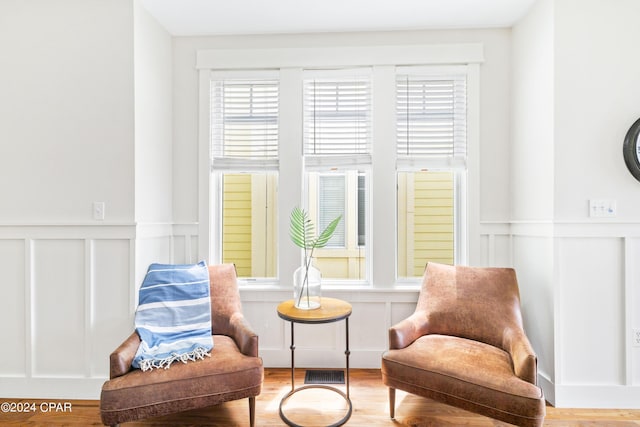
229;312;259;357
109;332;141;379
389;311;430;350
503;327;538;384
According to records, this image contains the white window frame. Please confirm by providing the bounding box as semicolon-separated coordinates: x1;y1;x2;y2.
207;70;280;284
197;44;482;288
302;68;372;284
395;65;469;281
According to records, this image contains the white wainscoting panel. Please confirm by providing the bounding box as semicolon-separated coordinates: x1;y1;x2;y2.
512;234;555;386
242;300;286;352
0;224;138;399
626;237;640;386
558;236;624;385
350;302;388;351
479;222;512;267
390;302;417;326
509;221;640;408
172;223;199;264
91;239;133;378
0;239;26;376
32;239;86;377
635;347;640;386
172;235;188;264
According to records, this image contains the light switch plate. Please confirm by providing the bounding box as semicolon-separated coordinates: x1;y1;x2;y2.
589;199;616;217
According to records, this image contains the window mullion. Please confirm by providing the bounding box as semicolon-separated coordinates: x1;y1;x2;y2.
371;65;397;287
278;68;304;284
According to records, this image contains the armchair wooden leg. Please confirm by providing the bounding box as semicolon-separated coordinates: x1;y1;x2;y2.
389;387;396;419
249;396;256;427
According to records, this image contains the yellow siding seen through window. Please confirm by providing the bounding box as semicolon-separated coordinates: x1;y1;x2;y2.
222;174;252;276
398;171;454;277
222;171;453;280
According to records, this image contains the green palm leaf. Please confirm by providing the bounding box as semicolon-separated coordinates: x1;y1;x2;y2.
289;206;341;250
315;215;342;248
289;206;315;249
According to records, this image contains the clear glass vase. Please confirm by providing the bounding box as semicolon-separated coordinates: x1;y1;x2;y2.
293;264;321;310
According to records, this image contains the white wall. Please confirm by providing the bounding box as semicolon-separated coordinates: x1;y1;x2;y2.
554;0;640;220
511;0;554;222
132;0;174;290
0;0;174;399
512;0;640;408
0;0;135;223
510;0;557;403
134;0;173;224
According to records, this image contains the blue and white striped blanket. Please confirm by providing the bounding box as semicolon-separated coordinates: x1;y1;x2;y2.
132;261;214;371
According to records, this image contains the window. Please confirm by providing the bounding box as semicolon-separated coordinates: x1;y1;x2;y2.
210;72;279;280
201;46;479;287
303;69;371;282
396;67;467;278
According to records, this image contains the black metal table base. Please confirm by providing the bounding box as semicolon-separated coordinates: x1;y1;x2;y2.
278;384;353;427
279;317;352;427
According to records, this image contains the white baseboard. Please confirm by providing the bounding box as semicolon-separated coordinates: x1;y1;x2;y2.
553;384;640;409
0;377;105;400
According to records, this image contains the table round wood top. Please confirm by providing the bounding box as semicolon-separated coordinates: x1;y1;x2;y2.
277;297;352;324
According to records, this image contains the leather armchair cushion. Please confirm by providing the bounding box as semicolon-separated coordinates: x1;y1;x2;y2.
382;334;545;425
100;335;263;425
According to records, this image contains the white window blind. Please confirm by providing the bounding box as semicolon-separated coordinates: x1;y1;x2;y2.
396;70;467;169
210;74;279;169
357;174;366;246
318;174;346;247
303;69;372;168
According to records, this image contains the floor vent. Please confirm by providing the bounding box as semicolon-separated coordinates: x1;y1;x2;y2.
304;370;345;384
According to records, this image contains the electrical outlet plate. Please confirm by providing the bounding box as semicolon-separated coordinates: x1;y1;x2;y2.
93;202;105;220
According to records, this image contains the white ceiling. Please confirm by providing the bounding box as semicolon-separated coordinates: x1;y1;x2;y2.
140;0;537;36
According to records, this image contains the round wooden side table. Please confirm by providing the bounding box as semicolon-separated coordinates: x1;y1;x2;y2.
276;297;352;427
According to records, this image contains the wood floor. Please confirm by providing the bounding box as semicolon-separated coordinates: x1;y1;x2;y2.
2;369;640;426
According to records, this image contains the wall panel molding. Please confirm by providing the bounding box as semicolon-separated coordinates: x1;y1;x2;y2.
2;220;639;404
505;219;640;408
172;222;199;263
0;224;135;399
0;223;137;239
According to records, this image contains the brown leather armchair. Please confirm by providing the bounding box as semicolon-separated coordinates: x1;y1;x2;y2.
382;262;545;427
100;264;263;426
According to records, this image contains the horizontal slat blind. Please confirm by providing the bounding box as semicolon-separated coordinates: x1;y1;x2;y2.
357;174;366;246
318;175;346;247
396;73;466;164
211;78;279;165
304;71;371;159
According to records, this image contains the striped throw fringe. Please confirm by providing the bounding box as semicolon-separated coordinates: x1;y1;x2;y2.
139;346;212;372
